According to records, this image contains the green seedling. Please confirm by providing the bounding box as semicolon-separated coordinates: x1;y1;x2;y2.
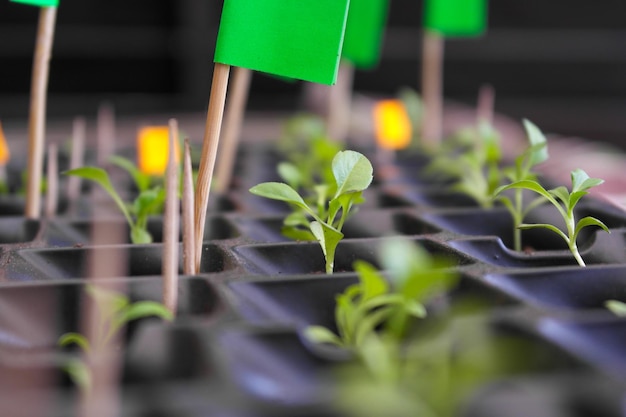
397;87;423;145
496;168;609;266
605;300;626;316
64;166;165;244
58;284;173;392
250;150;373;274
494;119;549;251
305;239;457;350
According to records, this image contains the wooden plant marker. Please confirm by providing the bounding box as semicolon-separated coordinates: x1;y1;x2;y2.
421;0;488;147
44;143;57;218
214;66;252;194
67;116;86;206
194;0;350;270
163;119;180;315
477;83;495;125
12;0;60;218
182;139;196;275
97;103;116;166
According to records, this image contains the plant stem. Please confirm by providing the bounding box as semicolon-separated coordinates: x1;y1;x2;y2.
513;188;523;252
571;244;585;266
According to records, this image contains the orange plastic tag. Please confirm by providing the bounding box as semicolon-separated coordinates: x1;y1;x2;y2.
137;126;180;175
374;100;411;150
0;121;11;165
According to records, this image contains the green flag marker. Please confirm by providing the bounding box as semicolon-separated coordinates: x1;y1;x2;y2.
214;0;350;85
10;0;58;6
424;0;487;37
342;0;389;69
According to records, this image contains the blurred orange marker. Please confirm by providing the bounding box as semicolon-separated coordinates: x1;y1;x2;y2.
374;100;412;150
137;126;180;175
0;121;10;165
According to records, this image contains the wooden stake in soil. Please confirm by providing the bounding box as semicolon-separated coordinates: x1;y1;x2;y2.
44;142;57;218
67;116;86;204
420;30;444;147
25;6;58;219
163;119;180;315
182;139;196;276
326;62;355;142
97;103;116;166
477;84;495;125
214;66;252;194
194;62;231;271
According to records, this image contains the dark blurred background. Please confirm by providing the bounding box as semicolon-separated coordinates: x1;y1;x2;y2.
1;0;626;147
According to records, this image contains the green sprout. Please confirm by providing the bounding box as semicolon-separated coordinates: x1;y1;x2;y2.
496;168;609;266
64;163;165;244
58;285;173;392
494;119;549;251
305;239;457;350
250;150;373;274
605;300;626;316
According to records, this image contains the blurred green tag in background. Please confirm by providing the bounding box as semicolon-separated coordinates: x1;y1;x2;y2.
214;0;350;85
10;0;58;6
342;0;389;69
424;0;487;37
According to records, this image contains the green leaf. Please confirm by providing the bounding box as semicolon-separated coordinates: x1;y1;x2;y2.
571;168;603;193
332;151;373;198
404;299;427;318
277;162;302;188
606;300;626;316
63;358;92;392
304;325;344;347
109;155;151;192
549;186;571;207
379;239;432;285
249;182;310;212
58;332;91;353
567;190;588;213
573;216;610;242
310;221;344;274
111;301;173;336
64;167;133;227
496;180;553;203
353;260;389;301
131;226;153;244
518;222;568;243
522;119;548;166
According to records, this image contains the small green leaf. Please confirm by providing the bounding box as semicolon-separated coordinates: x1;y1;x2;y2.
63;358;92;392
353;260;389;301
310;221;344;274
109;155;151;192
496;180;553;202
404;299;427;318
522;119;548;166
249;182;309;211
606;300;626;316
58;332;91;353
549;186;571;207
277;162;302;188
305;326;344;347
567;190;588;213
573;216;610;242
518;222;568;242
332;151;373;198
118;301;174;324
571;169;604;193
131;226;153;244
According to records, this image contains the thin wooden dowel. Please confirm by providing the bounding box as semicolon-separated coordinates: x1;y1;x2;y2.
67;116;86;203
163;119;180;315
214;66;252;194
194;62;231;271
327;62;355;142
25;7;57;219
182;139;196;276
477;84;495;125
97;103;115;166
44;143;57;218
420;30;444;147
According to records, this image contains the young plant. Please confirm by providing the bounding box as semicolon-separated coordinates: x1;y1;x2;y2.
305;239;457;350
494;119;549;251
64;165;165;244
605;300;626;316
59;284;173;391
496;168;609;266
249;150;373;274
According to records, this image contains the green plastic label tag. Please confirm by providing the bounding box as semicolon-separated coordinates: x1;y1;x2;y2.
214;0;350;85
10;0;58;6
342;0;389;69
424;0;487;37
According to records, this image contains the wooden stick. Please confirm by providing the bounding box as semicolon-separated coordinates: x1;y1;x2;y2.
477;84;495;125
182;138;196;275
163;119;180;315
67;116;86;203
193;62;231;271
420;30;444;147
44;142;57;218
214;66;252;194
97;103;115;166
327;61;355;142
25;7;57;219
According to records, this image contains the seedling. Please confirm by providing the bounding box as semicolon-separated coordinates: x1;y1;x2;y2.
250;150;373;274
494;119;549;251
64;165;165;244
305;239;457;350
605;300;626;316
58;284;173;391
496;169;609;266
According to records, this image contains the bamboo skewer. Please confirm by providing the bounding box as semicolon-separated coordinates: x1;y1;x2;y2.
44;143;57;218
25;7;57;219
163;119;180;315
420;30;444;147
477;84;495;125
97;103;116;166
327;62;355;141
67;116;86;204
182;139;196;276
193;62;231;271
214;66;252;194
